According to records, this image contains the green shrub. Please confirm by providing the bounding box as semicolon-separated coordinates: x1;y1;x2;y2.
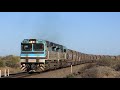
0;55;20;68
5;57;20;68
66;74;74;78
1;55;20;68
0;60;5;67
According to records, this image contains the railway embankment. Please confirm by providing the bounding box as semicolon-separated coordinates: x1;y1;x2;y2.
66;59;120;78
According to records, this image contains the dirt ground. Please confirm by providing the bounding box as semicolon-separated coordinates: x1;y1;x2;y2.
26;63;93;78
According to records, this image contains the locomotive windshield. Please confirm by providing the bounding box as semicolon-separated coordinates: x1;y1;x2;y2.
33;43;44;51
21;44;32;51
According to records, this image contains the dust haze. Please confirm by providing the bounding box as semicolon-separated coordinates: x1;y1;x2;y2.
31;13;62;44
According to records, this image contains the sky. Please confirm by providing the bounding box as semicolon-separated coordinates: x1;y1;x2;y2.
0;12;120;56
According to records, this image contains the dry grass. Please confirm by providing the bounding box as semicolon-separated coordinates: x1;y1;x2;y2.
67;58;120;78
97;58;115;67
80;66;120;78
78;63;96;74
97;58;120;71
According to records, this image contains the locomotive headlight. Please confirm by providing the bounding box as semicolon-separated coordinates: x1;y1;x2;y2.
29;41;33;43
32;41;35;43
29;41;35;43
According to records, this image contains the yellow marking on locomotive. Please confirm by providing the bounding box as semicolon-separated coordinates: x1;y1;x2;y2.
28;59;36;62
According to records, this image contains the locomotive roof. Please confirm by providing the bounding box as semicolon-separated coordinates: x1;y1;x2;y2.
22;39;67;49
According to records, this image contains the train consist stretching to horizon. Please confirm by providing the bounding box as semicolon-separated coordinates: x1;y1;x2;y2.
20;39;120;72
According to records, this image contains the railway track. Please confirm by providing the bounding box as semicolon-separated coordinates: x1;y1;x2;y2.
1;72;40;78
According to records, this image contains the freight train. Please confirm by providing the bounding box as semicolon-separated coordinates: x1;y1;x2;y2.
20;39;120;72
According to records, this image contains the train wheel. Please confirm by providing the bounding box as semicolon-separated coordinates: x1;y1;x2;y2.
31;64;37;70
25;64;31;72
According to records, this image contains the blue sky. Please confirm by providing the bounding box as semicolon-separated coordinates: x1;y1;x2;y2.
0;12;120;56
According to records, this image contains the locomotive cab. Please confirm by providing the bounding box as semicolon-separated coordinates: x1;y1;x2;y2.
20;39;47;72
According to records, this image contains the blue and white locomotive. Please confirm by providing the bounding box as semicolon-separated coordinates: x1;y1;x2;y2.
20;39;68;72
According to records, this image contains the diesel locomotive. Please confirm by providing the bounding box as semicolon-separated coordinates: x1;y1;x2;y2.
20;39;120;72
20;39;67;72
